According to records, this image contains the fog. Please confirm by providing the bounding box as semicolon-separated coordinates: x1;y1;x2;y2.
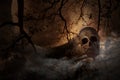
1;36;120;80
22;38;120;80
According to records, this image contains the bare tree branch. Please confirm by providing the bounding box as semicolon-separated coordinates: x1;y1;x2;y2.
58;0;70;41
105;0;112;35
17;0;37;53
44;0;60;12
42;0;60;20
0;22;18;28
78;0;87;20
97;0;101;32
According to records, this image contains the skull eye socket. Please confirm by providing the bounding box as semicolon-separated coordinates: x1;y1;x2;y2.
82;38;88;44
90;36;97;42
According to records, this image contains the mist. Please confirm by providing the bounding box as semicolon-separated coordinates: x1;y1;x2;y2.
1;36;119;80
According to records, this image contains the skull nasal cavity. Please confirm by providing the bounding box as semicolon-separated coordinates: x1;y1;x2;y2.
82;38;88;44
90;36;97;42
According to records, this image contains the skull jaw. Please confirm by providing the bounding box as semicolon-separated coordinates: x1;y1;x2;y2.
86;51;98;59
79;47;98;59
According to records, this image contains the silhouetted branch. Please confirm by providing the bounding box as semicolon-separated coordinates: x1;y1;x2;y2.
97;0;101;32
0;22;18;28
58;0;70;40
105;0;112;35
17;0;37;53
2;0;37;55
44;0;60;12
78;0;87;20
42;0;60;20
6;34;25;50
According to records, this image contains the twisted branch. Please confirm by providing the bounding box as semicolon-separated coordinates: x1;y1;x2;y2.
0;22;18;28
58;0;70;40
17;0;37;53
97;0;101;32
78;0;87;20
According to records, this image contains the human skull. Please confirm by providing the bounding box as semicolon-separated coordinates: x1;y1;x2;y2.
78;27;99;58
65;27;99;59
